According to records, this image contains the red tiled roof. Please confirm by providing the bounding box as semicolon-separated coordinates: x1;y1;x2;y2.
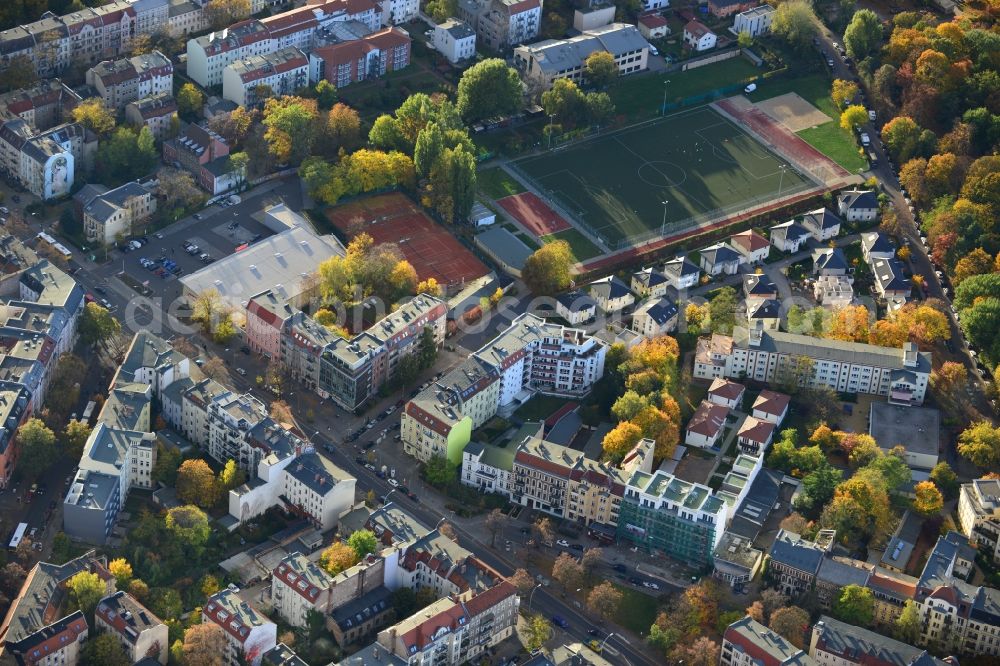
753;390;790;417
687;401;728;437
639;13;668;28
737;417;774;444
730;230;769;252
869;571;917;599
684;19;713;38
708;378;744;402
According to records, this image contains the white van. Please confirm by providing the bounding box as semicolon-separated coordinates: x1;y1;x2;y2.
744;83;757;94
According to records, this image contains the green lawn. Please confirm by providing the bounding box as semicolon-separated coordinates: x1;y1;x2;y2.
478;167;526;199
515;232;540;249
748;73;869;173
541;228;603;261
611;58;762;118
797;122;869;172
513;394;575;422
612;584;661;635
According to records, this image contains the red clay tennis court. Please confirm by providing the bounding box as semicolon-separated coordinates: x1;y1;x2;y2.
325;193;488;288
497;192;572;238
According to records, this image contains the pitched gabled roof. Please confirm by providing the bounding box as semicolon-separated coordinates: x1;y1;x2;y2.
730;230;769;254
770;220;810;243
872;258;911;293
801;208;842;232
708;377;744;402
737;416;774;444
684;19;713;38
861;231;895;256
700;242;741;265
687;400;728;437
589;275;632;300
662;256;699;280
749;298;781;320
743;273;777;297
753;390;790;417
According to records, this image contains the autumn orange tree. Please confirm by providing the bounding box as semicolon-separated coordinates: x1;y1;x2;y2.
319;542;358;576
913;481;944;516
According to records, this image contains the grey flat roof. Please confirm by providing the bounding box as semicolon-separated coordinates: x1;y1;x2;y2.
475;227;533;270
869;401;939;457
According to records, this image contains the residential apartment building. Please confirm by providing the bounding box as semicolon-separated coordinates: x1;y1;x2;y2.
631;297;678;339
732;5;775;38
721;616;813;666
767;529;832;598
0;381;30;491
809;616;948;665
403;313;606;464
317;294;446;411
694;323;931;405
459;0;541;51
309;28;411;89
837;189;879;222
271;552;335;629
162;123;236;194
168;0;209;37
86;50;173;111
379;0;420;24
433;19;476;64
203;589;278;666
95;591;168;665
616;465;737;565
375;582;519;666
186;0;381;87
461;439;517;496
0;0;149;78
0;81;93;201
514;23;647;90
81;181;156;246
222;47;309;107
0;551;113;664
959;477;1000;564
124;93;177;142
246;290;298;359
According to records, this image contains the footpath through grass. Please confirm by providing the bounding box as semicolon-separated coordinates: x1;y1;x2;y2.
749;73;868;172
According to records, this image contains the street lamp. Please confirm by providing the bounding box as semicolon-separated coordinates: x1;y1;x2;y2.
548;113;557;150
383;488;399;506
777;164;788;197
599;632;618;652
529;583;542;611
660;200;669;237
434;511;455;531
661;80;671;116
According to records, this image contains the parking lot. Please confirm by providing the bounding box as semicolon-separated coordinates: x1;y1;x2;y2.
111;184;304;309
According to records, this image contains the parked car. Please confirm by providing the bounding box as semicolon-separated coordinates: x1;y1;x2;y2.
556;539;570;547
612;563;627;573
236;368;247;376
551;615;569;629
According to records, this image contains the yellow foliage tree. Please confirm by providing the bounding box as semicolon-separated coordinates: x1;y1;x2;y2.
827;305;871;342
954;248;993;285
840;105;869;131
416;278;443;297
912;481;944;516
319;542;359;575
602;421;643;462
108;558;132;587
831;79;859;109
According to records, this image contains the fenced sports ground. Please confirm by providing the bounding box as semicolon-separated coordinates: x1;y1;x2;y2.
324;192;489;289
509;105;816;251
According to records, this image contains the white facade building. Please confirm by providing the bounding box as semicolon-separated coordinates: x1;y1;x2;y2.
222;47;309;107
732;5;774;38
434;19;477;63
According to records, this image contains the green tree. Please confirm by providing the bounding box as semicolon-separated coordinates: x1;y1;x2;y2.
841;104;869;131
584;51;618;88
456;58;523;122
150;587;182;621
80;632;130;666
182;622;227;666
427;143;477;222
164;505;211;553
315;79;338;109
67;571;104;617
930;462;958;498
228;151;249;191
425;0;457;22
423;454;455;486
61;420;91;458
864;448;910;490
262;96;319;164
832;585;874;626
958;421;1000;467
796;462;842;512
151;442;182;486
79;302;121;348
414;122;444;179
709;287;737;334
176;459;219;508
204;0;251;30
542;78;588;128
526;615;552;651
522;240;576;295
218;459;245;490
771;0;817;51
882;116;924;162
177;83;205;119
346;529;378;560
71;98;116;136
895;599;921;643
843;9;882;60
16;418;57;480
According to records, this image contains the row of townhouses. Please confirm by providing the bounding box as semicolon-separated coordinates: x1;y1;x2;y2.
84;49;173;111
246;291;447;412
402;313;607;465
765;527;1000;658
0;550;170;665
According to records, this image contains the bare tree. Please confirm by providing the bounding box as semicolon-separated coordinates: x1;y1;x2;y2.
485;508;507;547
